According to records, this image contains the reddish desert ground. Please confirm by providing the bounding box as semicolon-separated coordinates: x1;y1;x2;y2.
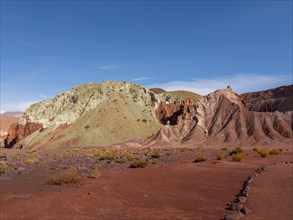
0;145;292;220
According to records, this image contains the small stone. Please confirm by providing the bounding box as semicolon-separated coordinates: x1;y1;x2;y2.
224;213;240;220
241;207;252;214
228;202;243;211
238;196;247;203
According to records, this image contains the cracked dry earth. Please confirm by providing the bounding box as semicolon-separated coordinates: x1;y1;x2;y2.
0;147;292;220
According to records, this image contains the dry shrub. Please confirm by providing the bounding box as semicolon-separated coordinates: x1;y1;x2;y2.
193;157;206;163
129;160;147;168
48;167;81;185
232;152;244;162
257;148;269;157
269;149;281;155
151;152;161;158
217;153;225;160
90;167;101;178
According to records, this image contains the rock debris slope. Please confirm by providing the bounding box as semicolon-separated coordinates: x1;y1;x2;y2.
4;82;293;149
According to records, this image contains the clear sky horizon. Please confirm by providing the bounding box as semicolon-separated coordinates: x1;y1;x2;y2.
1;0;292;112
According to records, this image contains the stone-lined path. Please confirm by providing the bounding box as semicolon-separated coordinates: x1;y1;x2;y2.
225;162;293;220
244;163;293;220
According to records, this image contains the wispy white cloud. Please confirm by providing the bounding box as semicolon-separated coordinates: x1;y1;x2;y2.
97;64;120;70
132;77;153;82
0;110;7;114
39;94;48;99
146;74;291;95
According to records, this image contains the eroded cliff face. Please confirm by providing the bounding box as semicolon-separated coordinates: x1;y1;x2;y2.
5;123;43;148
149;86;293;146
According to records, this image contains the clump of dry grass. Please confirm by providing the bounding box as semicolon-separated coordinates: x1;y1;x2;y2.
217;153;225;160
193;157;206;163
90;167;101;178
151;151;161;158
48;167;81;185
25;158;38;165
269;149;281;155
255;148;269;157
232;152;244;162
129;160;147;168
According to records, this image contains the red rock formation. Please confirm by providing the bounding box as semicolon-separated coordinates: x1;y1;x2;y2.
150;87;293;146
5;122;43;148
241;85;293;112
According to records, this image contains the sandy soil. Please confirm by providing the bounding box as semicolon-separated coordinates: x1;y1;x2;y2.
0;147;292;220
244;163;293;220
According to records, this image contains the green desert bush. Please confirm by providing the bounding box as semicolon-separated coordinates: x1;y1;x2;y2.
48;167;81;185
129;160;147;168
232;152;244;162
193;157;206;163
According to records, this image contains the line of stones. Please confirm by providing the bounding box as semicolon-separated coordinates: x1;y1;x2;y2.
224;161;293;220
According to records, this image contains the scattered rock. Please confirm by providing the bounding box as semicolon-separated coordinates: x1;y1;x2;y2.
224;213;240;220
238;196;247;203
240;207;252;215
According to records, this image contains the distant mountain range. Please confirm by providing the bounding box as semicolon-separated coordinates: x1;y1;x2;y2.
3;81;293;149
1;111;23;117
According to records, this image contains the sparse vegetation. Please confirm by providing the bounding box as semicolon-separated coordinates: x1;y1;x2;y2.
232;152;244;162
221;147;227;151
0;160;6;165
73;147;82;153
254;148;269;157
92;148;103;157
0;166;14;175
25;158;38;165
90;167;101;178
193;157;206;163
48;167;81;185
114;158;126;164
99;154;115;161
129;160;147;168
11;154;20;160
269;149;281;155
142;119;147;123
229;147;243;156
151;152;161;158
217;153;225;160
86;153;94;158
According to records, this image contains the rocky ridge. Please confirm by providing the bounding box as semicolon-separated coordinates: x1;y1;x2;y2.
5;81;161;149
4;82;293;149
149;85;293;146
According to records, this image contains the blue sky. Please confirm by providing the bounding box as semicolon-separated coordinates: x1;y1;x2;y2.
1;0;292;112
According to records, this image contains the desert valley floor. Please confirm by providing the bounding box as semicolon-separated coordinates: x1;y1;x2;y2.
0;145;292;220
